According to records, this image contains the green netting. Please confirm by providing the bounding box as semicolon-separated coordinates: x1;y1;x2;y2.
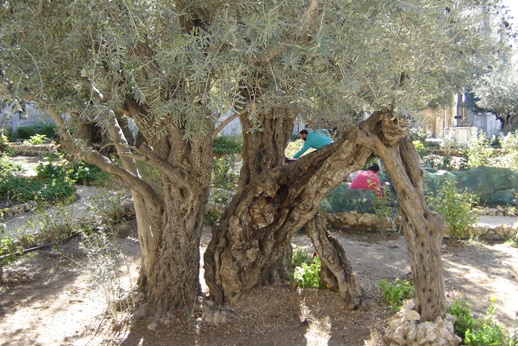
323;166;518;214
322;183;377;213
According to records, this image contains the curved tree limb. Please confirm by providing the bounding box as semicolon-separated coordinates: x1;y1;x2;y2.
31;0;44;20
306;214;362;308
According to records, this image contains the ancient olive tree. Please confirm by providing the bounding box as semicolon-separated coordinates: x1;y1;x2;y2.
0;0;244;317
1;0;503;324
202;0;503;323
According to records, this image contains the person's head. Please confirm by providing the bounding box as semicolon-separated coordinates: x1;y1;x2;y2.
299;129;308;141
367;163;380;173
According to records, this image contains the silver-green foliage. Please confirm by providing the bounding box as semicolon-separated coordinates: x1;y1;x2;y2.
0;0;504;134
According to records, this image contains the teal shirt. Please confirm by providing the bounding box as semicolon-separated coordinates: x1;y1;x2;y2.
293;132;332;158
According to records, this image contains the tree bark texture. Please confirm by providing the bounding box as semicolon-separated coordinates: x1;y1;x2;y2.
355;112;447;322
204;110;397;305
206;108;447;322
237;109;295;190
129;111;214;316
498;113;517;135
305;214;362;308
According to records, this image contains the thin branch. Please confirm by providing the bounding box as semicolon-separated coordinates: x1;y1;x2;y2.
22;92;163;210
31;0;44;20
214;111;242;135
136;142;201;187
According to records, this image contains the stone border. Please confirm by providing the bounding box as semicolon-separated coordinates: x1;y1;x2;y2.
323;209;518;239
7;142;57;156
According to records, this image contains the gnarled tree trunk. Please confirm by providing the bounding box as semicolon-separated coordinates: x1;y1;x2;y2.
355;114;447;322
305;214;361;308
204;110;395;306
206;108;447;322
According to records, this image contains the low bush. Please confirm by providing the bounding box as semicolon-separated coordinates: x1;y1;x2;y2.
378;278;414;311
292;255;324;288
212;135;242;155
212;155;239;191
465;133;494;168
447;298;518;345
426;179;478;241
10;122;58;142
412;140;426;158
292;247;314;268
23;134;48;145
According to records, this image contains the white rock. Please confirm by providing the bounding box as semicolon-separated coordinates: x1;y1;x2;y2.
403;310;421;321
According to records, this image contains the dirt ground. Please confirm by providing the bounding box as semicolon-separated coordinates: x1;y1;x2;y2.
1;217;517;346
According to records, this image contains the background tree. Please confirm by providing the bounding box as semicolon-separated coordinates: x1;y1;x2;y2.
474;51;518;134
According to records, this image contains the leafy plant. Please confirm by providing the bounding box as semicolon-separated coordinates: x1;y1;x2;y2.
0;156;22;179
447;299;476;337
212;135;242;155
11;122;58;142
212;155;239;191
370;183;400;235
70;161;106;185
448;298;517;346
426;179;478;240
465;133;494;168
412;140;426;158
292;247;314;268
378;278;414;311
0;227;35;265
23;134;48;145
292;255;324;288
502;131;518;171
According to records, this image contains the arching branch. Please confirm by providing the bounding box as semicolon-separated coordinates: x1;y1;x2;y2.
31;0;44;20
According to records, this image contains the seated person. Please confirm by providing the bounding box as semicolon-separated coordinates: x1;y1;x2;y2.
349;163;382;198
292;129;332;159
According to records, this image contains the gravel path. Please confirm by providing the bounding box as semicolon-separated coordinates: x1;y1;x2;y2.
2;186;104;237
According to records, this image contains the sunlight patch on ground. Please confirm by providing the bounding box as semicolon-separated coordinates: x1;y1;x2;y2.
298;289;332;345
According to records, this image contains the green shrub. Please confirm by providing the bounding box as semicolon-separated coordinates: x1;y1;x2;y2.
212;135;242;155
0;156;22;179
23;134;48;145
203;210;219;226
70;161;106;185
466;133;494;168
292;247;314;268
447;299;476;337
426;179;478;240
502;131;518;171
448;298;517;346
292;255;324;288
212;155;239;191
412;140;426;158
0;168;75;205
371;183;400;234
378;278;414;311
1;227;35;265
11;122;58;141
